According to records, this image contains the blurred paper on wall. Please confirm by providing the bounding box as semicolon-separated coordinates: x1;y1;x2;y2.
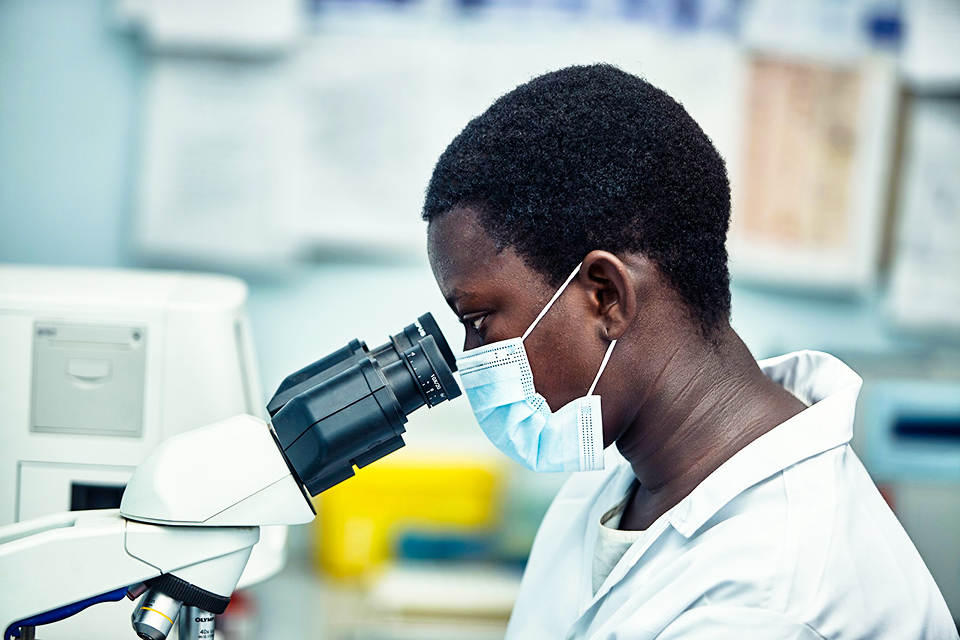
115;0;303;54
738;57;861;249
900;0;960;91
135;19;742;267
888;98;960;334
281;31;549;256
136;57;303;266
728;53;897;293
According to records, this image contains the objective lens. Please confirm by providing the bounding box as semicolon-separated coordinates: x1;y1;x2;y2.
178;605;215;640
131;589;182;640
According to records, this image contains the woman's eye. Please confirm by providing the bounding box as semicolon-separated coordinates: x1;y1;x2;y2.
464;315;486;333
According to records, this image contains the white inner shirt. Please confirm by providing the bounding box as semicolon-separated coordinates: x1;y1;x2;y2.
592;481;644;594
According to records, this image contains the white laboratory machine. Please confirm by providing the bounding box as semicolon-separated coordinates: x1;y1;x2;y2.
0;265;462;640
0;265;277;639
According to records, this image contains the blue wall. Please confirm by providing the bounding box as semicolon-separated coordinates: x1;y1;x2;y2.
0;0;142;267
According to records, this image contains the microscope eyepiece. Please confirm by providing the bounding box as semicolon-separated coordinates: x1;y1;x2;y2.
381;335;459;414
371;312;457;374
269;313;462;496
266;312;456;417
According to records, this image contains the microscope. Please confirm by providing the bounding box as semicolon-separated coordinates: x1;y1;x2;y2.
0;314;461;640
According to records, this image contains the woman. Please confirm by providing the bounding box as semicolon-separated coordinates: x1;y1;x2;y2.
422;64;956;639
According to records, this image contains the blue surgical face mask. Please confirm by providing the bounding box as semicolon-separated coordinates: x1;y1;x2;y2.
455;263;617;473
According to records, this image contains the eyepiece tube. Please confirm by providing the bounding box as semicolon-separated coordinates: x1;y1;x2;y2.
267;339;368;416
381;335;461;414
267;313;456;418
271;317;462;496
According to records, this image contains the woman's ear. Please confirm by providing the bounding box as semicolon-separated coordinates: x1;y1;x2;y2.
580;250;638;340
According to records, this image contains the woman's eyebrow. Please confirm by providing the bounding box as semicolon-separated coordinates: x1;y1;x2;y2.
445;289;466;314
445;289;481;315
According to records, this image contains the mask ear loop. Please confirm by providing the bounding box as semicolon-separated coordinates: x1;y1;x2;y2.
521;263;583;342
587;339;617;396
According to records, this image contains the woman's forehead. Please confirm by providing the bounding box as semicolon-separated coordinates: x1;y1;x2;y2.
427;208;544;306
427;207;495;276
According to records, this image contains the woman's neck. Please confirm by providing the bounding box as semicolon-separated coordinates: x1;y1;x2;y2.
614;328;806;530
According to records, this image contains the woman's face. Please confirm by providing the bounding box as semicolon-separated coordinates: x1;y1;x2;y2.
427;206;607;412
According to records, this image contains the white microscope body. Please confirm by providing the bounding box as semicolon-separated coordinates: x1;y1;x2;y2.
0;414;315;640
0;265;461;640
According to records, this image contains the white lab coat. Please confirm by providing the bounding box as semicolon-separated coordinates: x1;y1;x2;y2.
504;351;958;639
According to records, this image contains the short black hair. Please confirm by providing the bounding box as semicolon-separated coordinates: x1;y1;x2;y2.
423;63;731;340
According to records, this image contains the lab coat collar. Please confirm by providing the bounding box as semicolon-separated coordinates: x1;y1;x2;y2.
582;350;863;614
668;350;863;538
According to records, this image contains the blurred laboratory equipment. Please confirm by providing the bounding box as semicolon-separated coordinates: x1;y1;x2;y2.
0;275;463;640
841;349;960;619
0;265;283;640
314;459;501;578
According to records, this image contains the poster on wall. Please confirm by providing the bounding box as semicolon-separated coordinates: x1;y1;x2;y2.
728;53;898;294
